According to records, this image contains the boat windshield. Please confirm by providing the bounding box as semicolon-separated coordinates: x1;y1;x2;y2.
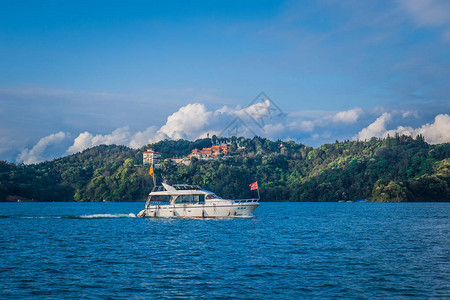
173;184;202;190
153;184;202;192
206;194;222;200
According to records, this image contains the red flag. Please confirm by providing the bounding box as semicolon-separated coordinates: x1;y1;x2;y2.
249;181;258;190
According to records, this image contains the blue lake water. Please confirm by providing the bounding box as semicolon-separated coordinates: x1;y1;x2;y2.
1;202;449;299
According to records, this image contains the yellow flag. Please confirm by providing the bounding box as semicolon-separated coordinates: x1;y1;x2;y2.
149;164;154;177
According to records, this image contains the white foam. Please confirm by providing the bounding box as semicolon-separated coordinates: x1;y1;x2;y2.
80;213;137;219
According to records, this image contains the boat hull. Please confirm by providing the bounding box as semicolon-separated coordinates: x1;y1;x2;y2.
138;202;259;218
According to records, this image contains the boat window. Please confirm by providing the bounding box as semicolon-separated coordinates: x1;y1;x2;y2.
176;195;196;204
150;195;170;204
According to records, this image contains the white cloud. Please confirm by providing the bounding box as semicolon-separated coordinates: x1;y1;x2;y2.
65;103;228;154
417;114;450;143
285;107;364;135
240;100;271;122
354;112;450;144
13;103;450;164
17;132;67;164
67;126;162;154
157;103;212;140
332;108;363;123
384;126;415;138
401;111;417;118
67;127;130;154
129;126;159;149
384;114;450;144
262;123;286;137
63;100;285;154
354;112;392;141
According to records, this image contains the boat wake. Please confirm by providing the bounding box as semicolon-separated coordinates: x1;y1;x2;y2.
79;213;137;219
1;213;137;219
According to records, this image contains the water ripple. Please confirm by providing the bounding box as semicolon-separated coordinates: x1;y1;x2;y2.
0;202;449;299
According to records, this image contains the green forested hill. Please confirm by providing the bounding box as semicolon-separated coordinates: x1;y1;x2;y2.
1;136;449;202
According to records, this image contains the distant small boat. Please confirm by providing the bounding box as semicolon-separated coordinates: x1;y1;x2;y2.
137;182;259;218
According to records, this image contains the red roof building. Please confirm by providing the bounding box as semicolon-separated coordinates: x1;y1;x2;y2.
188;144;229;159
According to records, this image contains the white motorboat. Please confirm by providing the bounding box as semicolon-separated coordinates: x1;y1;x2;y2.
137;182;259;218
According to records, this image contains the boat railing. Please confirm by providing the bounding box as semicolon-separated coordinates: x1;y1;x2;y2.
148;202;165;205
144;201;170;209
234;198;259;204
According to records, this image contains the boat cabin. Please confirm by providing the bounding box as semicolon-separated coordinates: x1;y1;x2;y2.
147;183;223;206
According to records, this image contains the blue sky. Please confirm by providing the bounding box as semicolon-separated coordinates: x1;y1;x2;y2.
1;0;449;163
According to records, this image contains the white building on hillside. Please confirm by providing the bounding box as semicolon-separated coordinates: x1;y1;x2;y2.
143;149;161;165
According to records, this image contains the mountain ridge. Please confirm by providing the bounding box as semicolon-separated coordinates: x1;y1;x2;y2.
1;136;449;202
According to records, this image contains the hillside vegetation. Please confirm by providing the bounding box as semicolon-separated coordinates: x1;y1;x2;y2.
1;135;449;202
